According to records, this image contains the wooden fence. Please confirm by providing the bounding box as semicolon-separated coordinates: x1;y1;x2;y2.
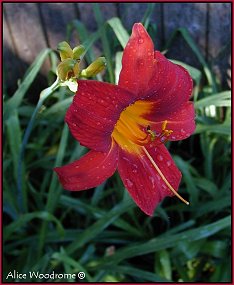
3;2;231;94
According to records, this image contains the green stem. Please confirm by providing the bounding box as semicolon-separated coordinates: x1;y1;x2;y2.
17;78;60;213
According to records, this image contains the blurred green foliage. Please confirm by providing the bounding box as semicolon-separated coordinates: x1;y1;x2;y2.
3;4;231;283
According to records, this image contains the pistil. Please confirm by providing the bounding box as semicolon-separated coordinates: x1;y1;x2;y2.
142;147;189;205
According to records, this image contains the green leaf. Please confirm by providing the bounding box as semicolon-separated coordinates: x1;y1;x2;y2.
109;265;169;282
195;123;231;135
141;3;156;30
193;177;218;198
66;198;135;255
5;48;53;118
93;216;230;268
195;91;231;108
201;240;227;258
93;4;114;83
43;97;73;117
107;17;129;48
5;111;22;181
194;196;231;217
52;248;93;281
4;211;64;241
114;51;123;84
165;28;217;92
155;250;172;280
174;156;198;204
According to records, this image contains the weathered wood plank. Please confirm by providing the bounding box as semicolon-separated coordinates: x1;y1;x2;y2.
3;11;21;93
76;3;118;60
119;3;163;50
163;3;208;68
39;3;79;49
3;2;231;93
208;3;231;87
3;3;50;96
4;3;48;74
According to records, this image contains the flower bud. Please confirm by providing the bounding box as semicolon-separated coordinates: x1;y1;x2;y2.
81;57;106;77
57;41;73;61
73;45;85;60
57;58;79;81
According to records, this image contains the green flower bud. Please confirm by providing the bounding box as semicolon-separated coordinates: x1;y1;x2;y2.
81;57;106;77
57;58;79;81
57;41;73;61
73;45;85;60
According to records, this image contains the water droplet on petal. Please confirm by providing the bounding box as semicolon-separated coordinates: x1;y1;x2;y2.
122;156;130;162
125;179;133;188
167;160;172;167
138;38;144;44
149;176;155;188
162;184;167;190
157;155;163;161
181;128;186;134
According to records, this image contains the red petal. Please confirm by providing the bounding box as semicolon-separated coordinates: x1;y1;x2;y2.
66;80;134;152
146;102;196;141
54;143;118;191
118;23;155;97
118;144;181;216
146;51;193;112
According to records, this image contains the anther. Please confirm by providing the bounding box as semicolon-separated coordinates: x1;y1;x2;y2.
146;123;173;144
147;125;157;142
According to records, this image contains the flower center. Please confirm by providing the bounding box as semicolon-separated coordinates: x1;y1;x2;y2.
112;100;173;152
111;100;189;206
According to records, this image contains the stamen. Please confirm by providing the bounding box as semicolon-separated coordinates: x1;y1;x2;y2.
142;147;190;205
147;125;157;141
147;122;173;144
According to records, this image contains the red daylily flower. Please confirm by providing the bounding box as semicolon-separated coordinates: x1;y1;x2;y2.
54;23;195;216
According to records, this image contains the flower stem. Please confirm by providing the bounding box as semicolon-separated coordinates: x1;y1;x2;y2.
17;78;60;213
